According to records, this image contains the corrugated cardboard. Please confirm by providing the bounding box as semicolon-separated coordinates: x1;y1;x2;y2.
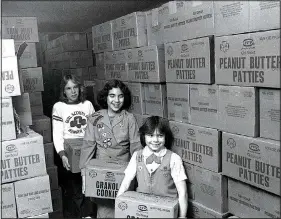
183;162;195;200
59;33;88;52
51;187;63;212
127;45;165;83
14;175;53;218
1;131;46;183
115;191;179;218
259;89;280;141
15;42;38;68
44;142;54;168
47;165;59;190
2;39;16;57
85;159;128;199
112;12;147;50
215;29;280;88
170;121;221;172
228;178;280;218
88;66;97;81
163;1;215;43
222;132;280;195
165;36;214;84
93;79;107;106
1;97;16;142
2;17;39;42
143;83;168;118
92;21;114;53
193;166;228;213
166;83;190;124
31;115;52;143
188;200;230;218
190;84;219;129
214;1;249;37
62;68;88;83
12;92;33;126
64;138;83;173
85;28;93;50
95;52;106;79
29;92;44;116
21;67;44;93
133;113;150;127
218;86;258;137
104;50;128;81
128;82;145;115
1;183;17;218
2;56;21;97
249;1;280;32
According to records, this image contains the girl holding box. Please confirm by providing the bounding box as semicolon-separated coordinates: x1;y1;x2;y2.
117;116;188;218
79;79;142;218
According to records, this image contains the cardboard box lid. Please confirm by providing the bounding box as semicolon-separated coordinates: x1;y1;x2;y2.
86;159;128;171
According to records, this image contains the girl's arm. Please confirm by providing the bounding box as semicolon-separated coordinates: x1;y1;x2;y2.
128;114;143;155
175;180;188;218
117;152;138;197
52;104;65;157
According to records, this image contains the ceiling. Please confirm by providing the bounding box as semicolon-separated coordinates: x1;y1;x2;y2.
2;1;165;33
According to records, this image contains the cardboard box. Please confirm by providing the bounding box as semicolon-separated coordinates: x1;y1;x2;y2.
14;175;53;218
88;66;97;80
193;166;228;213
93;79;107;105
85;159;128;199
1;131;47;183
190;84;219;129
183;162;196;200
214;1;249;37
12;92;33;127
51;187;63;212
222;132;280;195
127;45;165;83
188;200;230;218
115;191;179;218
228;178;280;218
249;1;280;32
259;89;280;141
133;113;150;127
64;138;83;173
92;21;114;53
44;142;54;168
61;50;93;69
1;97;16;142
95;52;106;79
1;183;17;218
62;68;89;83
112;12;147;50
2;56;21;97
47;166;59;190
163;1;215;43
28;213;49;218
105;50;128;81
29;92;43;116
21;67;44;93
15;42;38;68
165;36;214;84
166;83;190;124
170;121;221;172
85;28;93;50
143;83;168;118
146;1;188;46
30;115;52;143
215;29;280;88
128;82;145;115
2;17;39;42
218;86;258;137
2;39;16;57
59;33;88;52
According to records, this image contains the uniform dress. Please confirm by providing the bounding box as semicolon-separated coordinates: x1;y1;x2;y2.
52;100;95;217
79;109;142;218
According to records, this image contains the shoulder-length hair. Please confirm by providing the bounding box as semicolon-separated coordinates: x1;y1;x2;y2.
59;74;86;103
139;116;174;149
97;79;131;110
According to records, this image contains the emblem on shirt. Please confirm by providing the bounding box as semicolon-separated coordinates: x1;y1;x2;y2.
138;166;143;171
102;137;112;148
65;111;87;134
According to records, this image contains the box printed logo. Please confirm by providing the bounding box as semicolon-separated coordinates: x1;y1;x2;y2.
138;205;148;212
226;138;236;149
171;125;179;135
89;170;97;178
118;201;128;211
5;84;15;93
181;44;188;53
167;46;174;56
220;41;229;53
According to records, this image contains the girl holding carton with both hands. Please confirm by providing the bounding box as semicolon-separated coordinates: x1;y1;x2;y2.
117;116;188;218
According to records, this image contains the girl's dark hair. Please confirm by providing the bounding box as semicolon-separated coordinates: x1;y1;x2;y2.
97;79;131;110
59;74;86;103
139;116;174;149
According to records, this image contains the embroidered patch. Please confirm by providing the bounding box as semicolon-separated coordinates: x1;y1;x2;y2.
138;166;143;171
163;166;168;171
102;133;107;137
93;115;103;126
97;124;103;129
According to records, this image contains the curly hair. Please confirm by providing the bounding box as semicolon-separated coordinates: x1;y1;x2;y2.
139;116;174;149
59;74;86;103
97;79;131;110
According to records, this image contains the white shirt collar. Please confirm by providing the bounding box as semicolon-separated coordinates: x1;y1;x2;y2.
142;146;167;157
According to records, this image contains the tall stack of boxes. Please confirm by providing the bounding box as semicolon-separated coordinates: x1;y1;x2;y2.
2;17;63;218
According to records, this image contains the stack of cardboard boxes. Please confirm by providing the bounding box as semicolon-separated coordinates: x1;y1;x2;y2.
2;17;63;218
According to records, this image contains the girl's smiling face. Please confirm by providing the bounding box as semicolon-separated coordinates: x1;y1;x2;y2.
145;128;165;153
107;87;124;113
64;80;79;103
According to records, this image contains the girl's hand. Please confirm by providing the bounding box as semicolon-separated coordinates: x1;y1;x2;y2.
61;155;70;171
